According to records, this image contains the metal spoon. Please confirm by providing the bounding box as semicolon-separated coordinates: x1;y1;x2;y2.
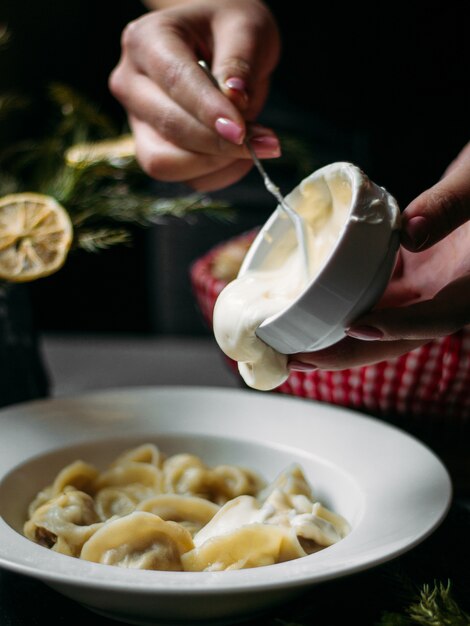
197;60;310;281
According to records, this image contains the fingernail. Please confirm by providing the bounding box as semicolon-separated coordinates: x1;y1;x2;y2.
224;78;249;107
215;117;244;145
289;361;318;372
346;326;384;341
250;135;281;158
225;77;248;97
402;215;430;250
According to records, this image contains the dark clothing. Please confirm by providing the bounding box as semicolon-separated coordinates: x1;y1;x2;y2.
266;1;470;206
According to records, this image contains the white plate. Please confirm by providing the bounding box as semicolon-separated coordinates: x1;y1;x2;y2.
0;386;452;625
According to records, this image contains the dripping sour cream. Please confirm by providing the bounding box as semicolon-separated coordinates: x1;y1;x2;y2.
213;162;400;391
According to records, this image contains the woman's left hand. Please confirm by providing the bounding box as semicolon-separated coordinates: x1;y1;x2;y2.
289;141;470;371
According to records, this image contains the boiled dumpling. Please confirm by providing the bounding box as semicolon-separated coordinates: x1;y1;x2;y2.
182;523;306;571
94;486;144;520
27;460;99;517
192;495;263;548
27;486;54;518
24;488;103;556
109;443;163;468
162;453;209;497
210;464;265;504
290;501;350;546
93;461;163;493
260;488;349;548
80;511;194;570
51;460;99;495
162;453;265;505
136;494;219;535
186;494;307;569
259;463;313;500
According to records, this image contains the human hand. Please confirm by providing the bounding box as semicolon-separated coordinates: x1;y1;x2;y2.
109;0;281;191
289;141;470;371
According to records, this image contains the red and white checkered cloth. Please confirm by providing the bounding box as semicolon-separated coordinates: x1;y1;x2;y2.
190;231;470;426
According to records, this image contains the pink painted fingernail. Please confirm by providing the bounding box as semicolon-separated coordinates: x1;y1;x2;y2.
215;117;244;144
402;215;430;250
250;135;281;158
346;326;384;340
289;361;318;372
225;80;248;106
225;77;247;94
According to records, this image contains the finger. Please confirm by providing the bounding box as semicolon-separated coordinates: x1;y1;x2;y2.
346;274;470;341
401;140;470;251
130;116;236;182
211;1;280;115
184;121;282;189
184;159;255;192
113;67;280;159
124;14;247;145
289;337;426;371
442;140;470;177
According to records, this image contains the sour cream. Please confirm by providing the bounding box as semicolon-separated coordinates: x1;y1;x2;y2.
213;163;399;391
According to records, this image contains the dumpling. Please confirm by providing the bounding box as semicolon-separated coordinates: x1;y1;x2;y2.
109;443;163;468
136;494;219;535
192;495;263;548
182;524;306;571
290;501;350;547
51;460;99;495
93;461;163;493
162;453;209;497
93;462;163;520
209;465;266;504
259;464;313;501
27;460;99;517
260;489;312;527
24;488;103;557
260;489;350;548
27;486;53;518
94;486;143;520
80;511;194;570
162;454;265;505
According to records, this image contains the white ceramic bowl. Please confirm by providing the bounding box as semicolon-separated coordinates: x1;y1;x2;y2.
0;387;450;625
240;162;401;354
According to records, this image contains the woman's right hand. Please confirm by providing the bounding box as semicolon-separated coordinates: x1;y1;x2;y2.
109;0;281;191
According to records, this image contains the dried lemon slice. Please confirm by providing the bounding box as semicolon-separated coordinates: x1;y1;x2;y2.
0;193;73;282
65;134;135;167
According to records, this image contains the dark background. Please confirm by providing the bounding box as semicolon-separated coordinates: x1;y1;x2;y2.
1;0;468;336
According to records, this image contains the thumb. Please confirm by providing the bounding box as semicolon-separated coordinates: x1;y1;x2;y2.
210;1;280;115
401;141;470;251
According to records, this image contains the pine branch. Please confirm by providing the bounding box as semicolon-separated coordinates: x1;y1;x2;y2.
122;194;234;223
408;582;470;626
67;185;234;227
48;83;117;139
376;581;470;626
75;228;132;253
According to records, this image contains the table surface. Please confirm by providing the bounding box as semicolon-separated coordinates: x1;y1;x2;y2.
1;334;469;626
